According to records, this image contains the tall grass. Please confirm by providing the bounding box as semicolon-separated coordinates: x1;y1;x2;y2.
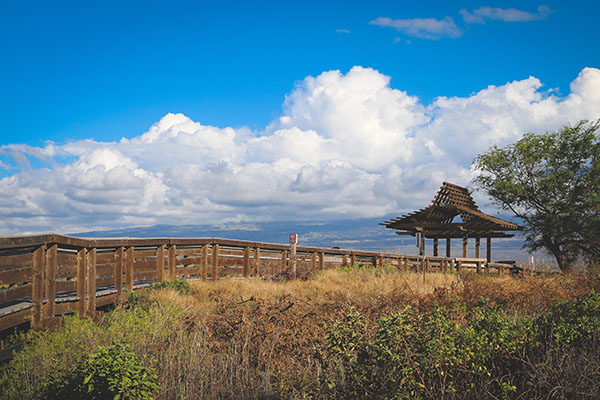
1;266;598;399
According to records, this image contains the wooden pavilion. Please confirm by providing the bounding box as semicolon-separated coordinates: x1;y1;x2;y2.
380;182;521;261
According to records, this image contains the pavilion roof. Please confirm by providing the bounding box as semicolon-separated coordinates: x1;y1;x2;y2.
380;182;522;239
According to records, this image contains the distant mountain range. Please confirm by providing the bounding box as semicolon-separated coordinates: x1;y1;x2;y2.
71;216;552;266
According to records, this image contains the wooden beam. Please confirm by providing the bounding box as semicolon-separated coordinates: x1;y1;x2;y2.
76;248;87;319
125;247;134;291
168;245;176;279
44;244;58;319
243;247;250;278
87;248;96;317
254;247;261;277
31;245;45;330
433;238;439;257
201;245;208;280
486;237;492;262
156;244;165;283
115;247;124;303
212;244;219;280
446;238;451;257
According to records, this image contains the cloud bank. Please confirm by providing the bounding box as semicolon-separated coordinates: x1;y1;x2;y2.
1;66;599;234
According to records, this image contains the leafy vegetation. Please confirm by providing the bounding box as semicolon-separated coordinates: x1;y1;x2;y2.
1;268;599;399
473;120;600;270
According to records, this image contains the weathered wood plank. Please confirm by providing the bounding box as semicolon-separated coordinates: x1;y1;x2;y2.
212;244;219;280
126;247;134;291
0;284;31;304
168;245;176;280
77;248;86;319
156;245;165;283
0;267;32;285
44;244;58;319
87;248;97;317
0;308;31;332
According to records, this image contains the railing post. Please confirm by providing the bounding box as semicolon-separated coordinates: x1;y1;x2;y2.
280;250;287;274
201;245;208;280
254;247;261;277
212;244;219;280
168;245;176;279
319;252;324;270
156;244;165;283
342;254;348;267
77;248;87;319
115;247;124;302
126;247;134;291
87;248;97;317
31;245;46;330
311;252;316;270
351;254;356;267
243;247;250;278
44;244;58;319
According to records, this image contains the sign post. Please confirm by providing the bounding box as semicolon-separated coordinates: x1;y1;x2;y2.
289;234;297;279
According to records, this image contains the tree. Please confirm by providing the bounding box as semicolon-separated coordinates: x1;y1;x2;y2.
473;120;600;271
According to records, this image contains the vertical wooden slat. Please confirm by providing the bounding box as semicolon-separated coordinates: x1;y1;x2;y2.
44;244;57;319
475;237;481;259
212;244;219;280
254;247;261;277
372;256;378;268
77;248;87;319
87;248;97;317
446;238;451;257
433;238;439;257
280;250;287;274
462;237;468;258
311;252;316;270
486;237;492;262
351;254;356;267
115;247;124;302
319;252;324;270
201;245;208;280
31;245;45;330
168;245;176;279
243;247;250;278
156;244;165;283
126;247;134;291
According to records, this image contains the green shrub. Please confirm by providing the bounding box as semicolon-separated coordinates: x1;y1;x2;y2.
150;278;192;295
42;342;160;400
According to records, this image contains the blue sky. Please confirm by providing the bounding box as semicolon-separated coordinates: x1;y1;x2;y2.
0;1;599;235
2;1;597;145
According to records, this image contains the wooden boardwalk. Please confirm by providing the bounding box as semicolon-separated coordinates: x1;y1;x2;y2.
0;234;515;333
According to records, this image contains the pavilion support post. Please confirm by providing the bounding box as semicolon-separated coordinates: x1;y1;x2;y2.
462;237;468;258
433;238;439;257
475;237;481;259
486;238;492;262
446;238;451;257
419;234;425;256
44;244;58;320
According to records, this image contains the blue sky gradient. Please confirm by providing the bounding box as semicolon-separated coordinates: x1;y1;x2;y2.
2;1;598;145
0;1;599;239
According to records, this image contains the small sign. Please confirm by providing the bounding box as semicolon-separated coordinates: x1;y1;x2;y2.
289;233;297;244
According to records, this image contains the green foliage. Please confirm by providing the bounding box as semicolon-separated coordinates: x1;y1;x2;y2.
42;342;160;400
150;278;192;295
473;120;600;270
539;290;600;345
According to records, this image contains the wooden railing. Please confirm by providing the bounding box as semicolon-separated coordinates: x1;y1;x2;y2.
0;233;515;333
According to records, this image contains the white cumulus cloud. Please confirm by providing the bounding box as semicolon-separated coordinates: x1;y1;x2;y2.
460;5;552;24
370;16;463;40
1;66;599;234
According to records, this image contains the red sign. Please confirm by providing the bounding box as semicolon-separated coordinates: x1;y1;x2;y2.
289;233;297;244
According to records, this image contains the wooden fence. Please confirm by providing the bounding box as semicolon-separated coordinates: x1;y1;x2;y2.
0;233;515;333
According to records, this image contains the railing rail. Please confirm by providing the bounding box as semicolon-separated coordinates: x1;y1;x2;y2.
0;233;515;333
